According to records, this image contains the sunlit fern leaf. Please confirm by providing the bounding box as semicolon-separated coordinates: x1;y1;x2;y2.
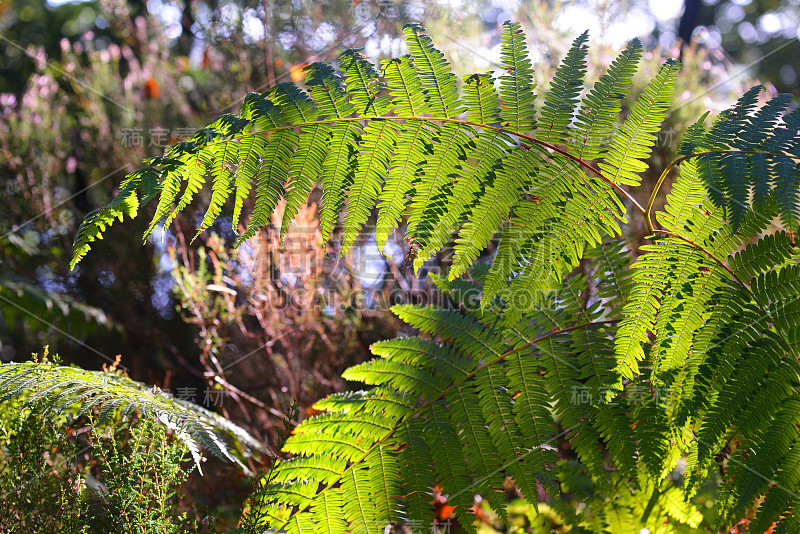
241;267;635;532
597;59;680;187
614;157;712;380
539;31;588;145
341;120;398;255
677;111;710;157
450;143;543;280
374;122;433;252
473;361;545;510
368;443;403;524
194;141;234;240
403;23;462;118
447;382;508;518
272;82;316;123
343;357;446;399
482;154;626;317
0;361;264;473
406;123;472;255
302;61;361;243
236;129;298;246
424;400;476;533
142;155;189;240
419;131;513;266
311;491;349;534
463;73;500;125
159;145;214;237
320;123;361;243
498;21;537;134
281;124;329;242
340;48;390;117
397;419;436;523
381;55;427;116
305;61;355;119
341;467;378;533
390;305;502;359
570;38;642;161
369;336;474;385
69;166;158;269
232;135;267;232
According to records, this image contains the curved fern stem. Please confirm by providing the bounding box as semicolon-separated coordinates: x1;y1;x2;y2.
268;318;621;533
645;149;800;233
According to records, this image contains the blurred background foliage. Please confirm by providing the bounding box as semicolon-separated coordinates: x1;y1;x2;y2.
0;0;797;528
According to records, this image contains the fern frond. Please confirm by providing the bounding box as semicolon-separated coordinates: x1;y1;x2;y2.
406;123;472;257
450;144;542;280
463;73;499;125
341;120;398;254
67;26;800;530
570;38;642;160
381;55;427;116
321;123;361;243
416;131;513;267
374;122;434;251
69;166;159;268
403;23;462;118
0;361;264;473
539;31;588;145
730;231;797;279
194;141;234;239
142;157;185;239
281;124;329;241
339;49;389;116
497;21;537;134
686;88;800;231
598;59;680;186
232;135;267;232
236;130;298;245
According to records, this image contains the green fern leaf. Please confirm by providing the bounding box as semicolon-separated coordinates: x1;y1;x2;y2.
281;124;330;242
403;23;463;117
597;59;680;186
70;166;159;269
381;55;428;116
570;38;642;160
236;130;298;245
539;31;588;145
194;140;235;240
374;122;434;252
406;123;472;255
341;120;398;255
0;361;264;473
497;21;537;133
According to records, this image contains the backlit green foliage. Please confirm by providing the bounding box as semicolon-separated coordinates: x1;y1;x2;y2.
67;22;800;533
0;360;264;473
